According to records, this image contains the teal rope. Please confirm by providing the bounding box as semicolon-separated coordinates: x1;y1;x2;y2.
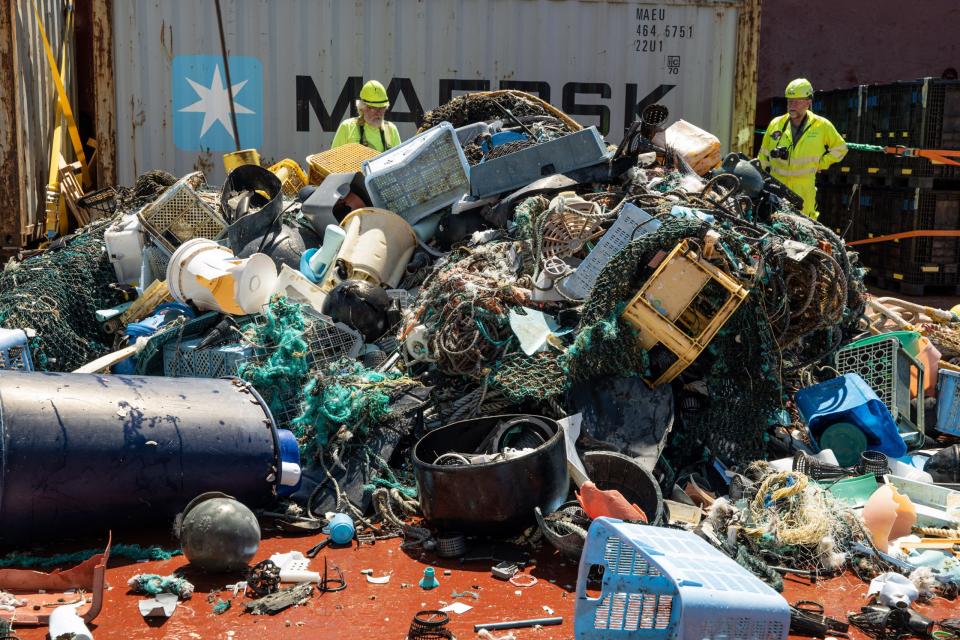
0;544;181;569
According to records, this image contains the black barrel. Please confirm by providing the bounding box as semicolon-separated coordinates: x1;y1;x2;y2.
0;371;280;543
412;415;568;533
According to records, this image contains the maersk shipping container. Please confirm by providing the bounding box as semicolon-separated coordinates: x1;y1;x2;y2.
104;0;760;186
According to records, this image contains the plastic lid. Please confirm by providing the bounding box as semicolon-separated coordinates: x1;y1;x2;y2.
818;422;868;467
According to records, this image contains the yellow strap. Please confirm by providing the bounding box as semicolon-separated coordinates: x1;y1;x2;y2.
33;0;88;187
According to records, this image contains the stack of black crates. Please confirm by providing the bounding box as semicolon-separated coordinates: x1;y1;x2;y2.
785;78;960;295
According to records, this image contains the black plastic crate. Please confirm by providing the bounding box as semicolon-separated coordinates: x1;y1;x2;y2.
813;87;862;140
916;189;960;229
859;187;918;236
861;80;960;180
872;263;959;287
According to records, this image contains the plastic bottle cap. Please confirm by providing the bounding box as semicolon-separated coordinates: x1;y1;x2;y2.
819;422;868;468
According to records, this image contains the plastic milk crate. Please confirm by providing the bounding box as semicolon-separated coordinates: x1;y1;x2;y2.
834;334;924;447
163;338;254;379
575;519;789;640
937;368;960;436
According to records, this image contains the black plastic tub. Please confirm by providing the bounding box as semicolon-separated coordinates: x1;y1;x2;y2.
413;415;568;534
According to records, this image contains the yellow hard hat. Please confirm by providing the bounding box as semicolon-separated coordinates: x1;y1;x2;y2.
785;78;813;99
359;80;389;108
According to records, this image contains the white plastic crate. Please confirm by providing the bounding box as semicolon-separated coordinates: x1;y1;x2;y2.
0;329;34;371
575;519;789;640
362;122;469;226
104;212;145;286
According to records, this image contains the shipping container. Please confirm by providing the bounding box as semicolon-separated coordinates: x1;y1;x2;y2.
105;0;760;186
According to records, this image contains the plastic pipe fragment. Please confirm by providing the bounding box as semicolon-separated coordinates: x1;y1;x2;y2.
474;616;563;631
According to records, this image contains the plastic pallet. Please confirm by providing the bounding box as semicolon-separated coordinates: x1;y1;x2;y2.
470;126;608;198
834;335;925;446
574;519;789;640
138;172;227;252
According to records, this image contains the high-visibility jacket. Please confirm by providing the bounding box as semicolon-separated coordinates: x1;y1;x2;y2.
331;118;401;153
758;111;847;219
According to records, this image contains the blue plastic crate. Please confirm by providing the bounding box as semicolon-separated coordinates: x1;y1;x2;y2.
575;519;789;640
163;338;253;378
0;329;33;371
937;368;960;436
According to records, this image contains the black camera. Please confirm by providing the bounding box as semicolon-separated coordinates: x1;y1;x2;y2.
770;146;789;160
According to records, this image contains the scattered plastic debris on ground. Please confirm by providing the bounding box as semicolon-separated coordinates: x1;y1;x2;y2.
3;90;960;639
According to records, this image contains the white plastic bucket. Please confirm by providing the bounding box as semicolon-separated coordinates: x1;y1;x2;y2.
166;238;278;315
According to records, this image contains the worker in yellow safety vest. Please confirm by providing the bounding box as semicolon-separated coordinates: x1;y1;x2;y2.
758;78;848;219
331;80;402;153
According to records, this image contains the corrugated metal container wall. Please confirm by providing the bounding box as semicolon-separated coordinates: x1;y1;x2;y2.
14;0;74;241
112;0;750;186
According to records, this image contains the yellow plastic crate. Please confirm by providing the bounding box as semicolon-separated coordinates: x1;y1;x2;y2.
269;158;308;198
306;143;379;185
622;239;749;387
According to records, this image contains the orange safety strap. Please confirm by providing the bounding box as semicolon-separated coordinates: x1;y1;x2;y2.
847;229;960;246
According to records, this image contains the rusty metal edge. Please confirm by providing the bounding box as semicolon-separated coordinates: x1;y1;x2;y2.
0;0;22;254
92;0;116;189
731;0;760;155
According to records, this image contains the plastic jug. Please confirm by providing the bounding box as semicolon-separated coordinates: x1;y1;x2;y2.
795;373;907;466
655;119;721;175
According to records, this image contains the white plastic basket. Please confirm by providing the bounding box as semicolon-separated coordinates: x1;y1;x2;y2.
575;519;789;640
363;122;469;226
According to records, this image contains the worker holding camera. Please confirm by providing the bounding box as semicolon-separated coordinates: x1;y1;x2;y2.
759;78;848;219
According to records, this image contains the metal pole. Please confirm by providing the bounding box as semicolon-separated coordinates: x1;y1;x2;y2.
214;0;241;151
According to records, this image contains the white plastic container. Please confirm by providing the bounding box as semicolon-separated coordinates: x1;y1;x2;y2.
273;264;328;314
166;238;278;315
104;212;145;286
49;603;93;640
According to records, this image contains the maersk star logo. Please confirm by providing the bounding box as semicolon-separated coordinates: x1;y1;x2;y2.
172;55;262;152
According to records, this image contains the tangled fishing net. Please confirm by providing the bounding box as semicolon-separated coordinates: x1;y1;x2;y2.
294;358;420;455
740;469;859;573
0;217;126;371
238;297;312;423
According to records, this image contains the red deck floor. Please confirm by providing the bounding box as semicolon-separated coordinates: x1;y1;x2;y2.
9;528;957;640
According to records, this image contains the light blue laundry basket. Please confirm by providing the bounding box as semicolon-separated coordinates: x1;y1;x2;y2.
575;518;789;640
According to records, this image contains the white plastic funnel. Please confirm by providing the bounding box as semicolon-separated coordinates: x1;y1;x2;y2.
167;238;278;315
